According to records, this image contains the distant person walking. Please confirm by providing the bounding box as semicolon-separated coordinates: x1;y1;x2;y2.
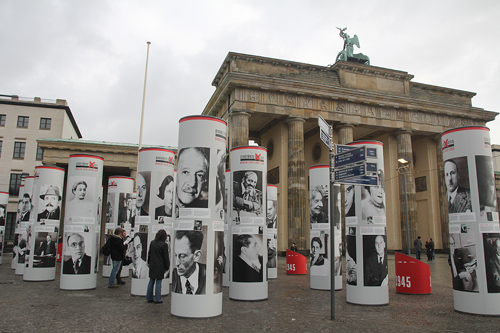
414;236;422;260
146;229;170;304
425;237;434;261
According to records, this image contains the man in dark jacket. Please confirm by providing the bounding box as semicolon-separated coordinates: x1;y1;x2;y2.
146;229;170;303
108;227;128;288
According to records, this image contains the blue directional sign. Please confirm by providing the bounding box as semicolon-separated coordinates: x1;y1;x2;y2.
336;175;379;186
366;162;377;172
334;163;366;181
334;146;366;168
336;144;356;154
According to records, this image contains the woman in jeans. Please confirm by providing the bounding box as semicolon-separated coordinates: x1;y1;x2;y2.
146;229;170;303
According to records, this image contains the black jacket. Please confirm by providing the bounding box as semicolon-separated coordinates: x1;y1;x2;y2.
147;240;170;280
109;234;127;261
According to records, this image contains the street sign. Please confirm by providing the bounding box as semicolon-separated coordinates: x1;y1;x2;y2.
334;146;366;168
366;162;377;172
336;144;356;154
318;115;332;151
334;163;366;181
335;175;379;186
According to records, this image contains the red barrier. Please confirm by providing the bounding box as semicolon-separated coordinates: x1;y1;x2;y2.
286;249;307;275
395;252;431;295
56;242;63;262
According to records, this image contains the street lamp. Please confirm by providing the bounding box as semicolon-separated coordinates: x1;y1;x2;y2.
397;157;411;255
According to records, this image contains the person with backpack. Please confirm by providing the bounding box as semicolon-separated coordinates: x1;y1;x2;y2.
146;229;170;303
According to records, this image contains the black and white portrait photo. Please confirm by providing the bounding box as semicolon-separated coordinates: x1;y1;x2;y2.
106;192;115;224
118;192;135;227
214;231;224;294
155;173;174;219
65;177;95;220
267;235;277;269
37;185;62;222
266;199;277;229
0;204;6;226
476;155;498;217
346;234;357;285
136;171;150;217
176;147;210;214
444;157;472;214
233;170;263;217
215;149;226;219
63;232;92;275
310;185;328;223
361;170;385;221
131;230;149;279
363;235;388;286
172;228;207;294
483;233;500;293
449;233;478;292
233;233;264;282
33;231;58;268
345;184;356;217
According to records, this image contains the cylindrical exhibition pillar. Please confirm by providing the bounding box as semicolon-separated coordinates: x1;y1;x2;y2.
59;155;103;289
14;176;34;274
24;166;65;281
442;126;500;316
0;191;9;265
102;176;134;278
267;185;278;279
131;147;176;296
309;165;342;290
171;115;227;318
344;141;388;305
229;146;268;301
223;169;231;287
11;184;24;270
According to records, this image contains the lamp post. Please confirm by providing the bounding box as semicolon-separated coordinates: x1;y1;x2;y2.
397;157;411;255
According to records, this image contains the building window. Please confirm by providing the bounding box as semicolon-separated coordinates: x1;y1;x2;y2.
17;116;29;128
9;173;23;196
36;145;44;160
0;114;5;126
13;142;26;159
40;117;51;129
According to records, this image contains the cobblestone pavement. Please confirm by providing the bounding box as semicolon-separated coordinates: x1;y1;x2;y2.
1;254;499;332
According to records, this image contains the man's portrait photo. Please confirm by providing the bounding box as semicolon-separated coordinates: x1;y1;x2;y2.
232;234;264;282
63;232;92;275
444;157;472;214
363;235;388;286
267;236;277;269
0;204;5;226
118;193;135;227
266;199;277;229
172;229;207;294
136;172;150;217
33;232;58;268
20;193;32;222
310;185;327;223
214;231;224;294
155;174;174;219
233;170;263;217
483;234;500;293
215;149;226;219
476;155;498;217
65;178;95;220
131;231;149;279
345;184;356;217
346;234;357;285
176;147;210;213
106;192;115;224
37;185;62;221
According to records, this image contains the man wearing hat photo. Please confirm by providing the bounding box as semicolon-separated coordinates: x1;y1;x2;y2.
38;185;62;221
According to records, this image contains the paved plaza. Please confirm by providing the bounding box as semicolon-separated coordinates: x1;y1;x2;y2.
1;253;499;332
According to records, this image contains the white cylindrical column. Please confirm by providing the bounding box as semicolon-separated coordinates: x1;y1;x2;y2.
102;176;134;278
266;185;278;279
171;115;227;318
14;177;34;273
223;169;231;287
309;165;342;291
344;141;388;305
11;184;24;270
59;155;103;289
131;147;175;296
229;146;268;301
0;191;9;265
442;126;500;315
24;166;65;281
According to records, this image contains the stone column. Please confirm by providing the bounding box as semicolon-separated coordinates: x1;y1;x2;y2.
435;136;449;250
286;116;307;251
337;123;354;252
229;110;251;150
397;130;417;253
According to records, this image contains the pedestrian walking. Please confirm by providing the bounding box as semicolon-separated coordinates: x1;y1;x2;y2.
414;236;422;260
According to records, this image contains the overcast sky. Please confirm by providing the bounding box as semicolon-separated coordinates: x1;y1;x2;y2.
1;1;499;146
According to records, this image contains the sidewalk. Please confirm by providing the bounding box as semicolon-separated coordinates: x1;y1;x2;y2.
0;254;498;332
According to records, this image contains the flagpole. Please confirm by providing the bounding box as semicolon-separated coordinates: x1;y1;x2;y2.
138;41;151;151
